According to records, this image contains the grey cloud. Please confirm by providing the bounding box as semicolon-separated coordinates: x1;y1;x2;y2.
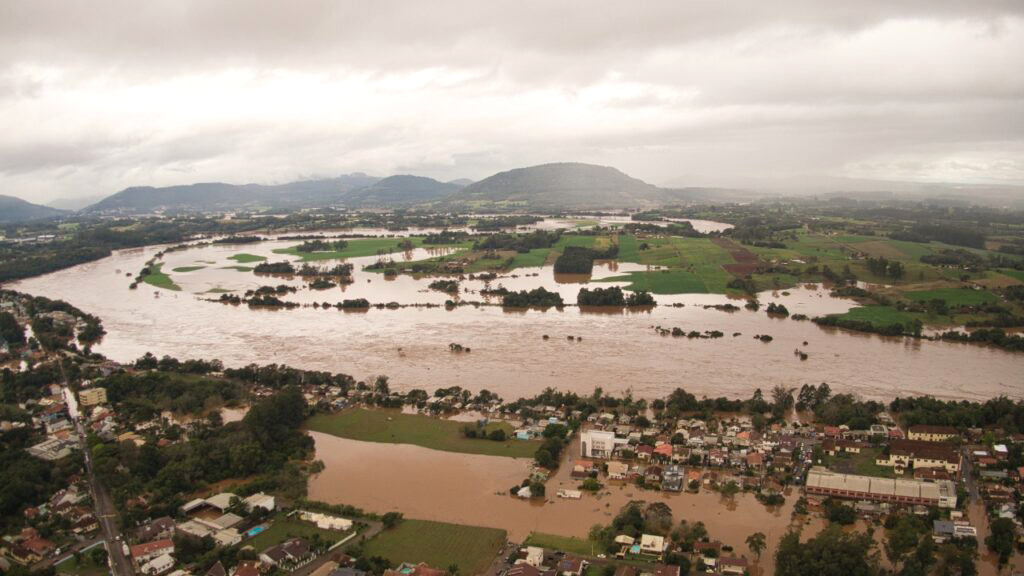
0;1;1023;201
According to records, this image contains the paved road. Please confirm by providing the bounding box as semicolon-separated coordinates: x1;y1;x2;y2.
59;358;133;576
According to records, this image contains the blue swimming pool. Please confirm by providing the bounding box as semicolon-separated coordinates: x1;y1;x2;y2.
246;525;267;538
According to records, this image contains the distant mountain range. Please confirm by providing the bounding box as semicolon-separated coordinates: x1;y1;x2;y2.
75;162;706;214
0;195;67;223
8;161;1018;222
84;173;380;214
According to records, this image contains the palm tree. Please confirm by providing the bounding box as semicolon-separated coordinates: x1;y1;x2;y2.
746;531;767;561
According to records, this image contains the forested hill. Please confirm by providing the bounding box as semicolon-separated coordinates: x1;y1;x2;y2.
445;162;667;209
344;175;463;207
0;195;66;223
84;173;381;214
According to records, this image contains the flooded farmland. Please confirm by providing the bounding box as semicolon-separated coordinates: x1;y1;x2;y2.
10;228;1023;402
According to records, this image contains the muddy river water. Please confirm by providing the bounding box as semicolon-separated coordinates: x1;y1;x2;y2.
10;228;1022;402
8;221;1022;574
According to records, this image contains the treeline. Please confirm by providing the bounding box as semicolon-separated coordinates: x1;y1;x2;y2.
470;215;542;231
890;395;1024;434
428;279;459;293
474;230;561;253
890;223;986;249
253;261;296;275
937;328;1024;352
101;369;244;422
212;235;263;244
813;314;920;338
297;263;353;278
502;287;564;308
422;230;469;244
623;220;706;238
296;239;348;252
796;383;883;429
865;256;905;280
553;243;619;274
578;286;655;306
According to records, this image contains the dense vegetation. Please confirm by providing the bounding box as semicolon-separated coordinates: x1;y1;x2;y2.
93;385;313;524
502;287;564;308
577;286;655;306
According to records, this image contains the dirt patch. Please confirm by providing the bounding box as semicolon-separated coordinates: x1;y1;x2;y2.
713;237;762;276
856;240;906;259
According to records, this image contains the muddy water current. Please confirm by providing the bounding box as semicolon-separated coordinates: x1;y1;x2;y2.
10;228;1022;402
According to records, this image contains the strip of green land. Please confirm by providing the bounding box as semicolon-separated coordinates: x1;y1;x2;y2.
305;409;538;458
142;263;181;291
228;253;267;263
274;237;426;261
172;265;206;273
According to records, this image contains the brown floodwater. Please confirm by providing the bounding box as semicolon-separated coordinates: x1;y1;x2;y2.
9;232;1023;402
308;433;796;567
308;433;1019;575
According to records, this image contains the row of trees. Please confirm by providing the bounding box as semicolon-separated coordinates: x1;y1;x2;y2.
577;286;655;307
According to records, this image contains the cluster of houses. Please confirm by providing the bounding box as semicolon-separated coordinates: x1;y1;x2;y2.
126;500;356;576
505;546;684;576
576;414;806;496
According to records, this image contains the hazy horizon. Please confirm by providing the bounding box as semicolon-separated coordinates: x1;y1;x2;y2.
2;1;1023;203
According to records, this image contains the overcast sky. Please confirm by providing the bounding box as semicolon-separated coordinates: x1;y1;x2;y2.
2;1;1023;203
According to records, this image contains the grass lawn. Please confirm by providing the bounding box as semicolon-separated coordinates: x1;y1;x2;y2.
172;265;206;273
362;519;506;575
523;533;601;556
827;447;895;479
221;265;254;272
274;237;425;261
141;263;181;291
55;551;107;575
614;234;735;293
247;514;345;551
508;248;553;269
598;269;708;294
904;287;999;306
999;268;1024;282
229;253;267;263
306;409;539;458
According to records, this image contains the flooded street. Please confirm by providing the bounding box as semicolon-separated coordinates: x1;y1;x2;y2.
10;238;1023;402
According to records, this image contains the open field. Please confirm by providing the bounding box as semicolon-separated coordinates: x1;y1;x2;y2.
999;268;1024;282
141;263;180;291
274;237;426;261
306;409;539;458
825;446;895;479
362;519;506;575
904;287;999;306
598;268;707;294
229;253;267;263
615;234;737;293
247;513;346;551
523;533;600;556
